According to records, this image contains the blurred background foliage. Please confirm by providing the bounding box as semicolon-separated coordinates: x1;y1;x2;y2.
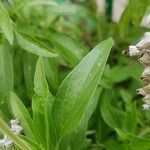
0;0;150;149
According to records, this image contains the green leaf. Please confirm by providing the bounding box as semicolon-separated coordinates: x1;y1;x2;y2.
60;87;102;150
0;43;13;118
10;92;34;139
47;3;88;17
23;53;37;98
44;58;59;94
100;90;125;129
120;89;132;104
103;138;124;150
0;117;31;150
32;57;55;149
116;129;150;150
33;57;49;97
15;31;58;58
107;66;130;83
0;3;14;45
120;90;137;133
123;102;137;133
51;31;87;66
119;0;149;35
24;0;58;7
52;38;114;140
19;135;45;150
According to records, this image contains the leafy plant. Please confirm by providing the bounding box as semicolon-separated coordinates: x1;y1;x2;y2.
0;0;150;149
0;38;114;149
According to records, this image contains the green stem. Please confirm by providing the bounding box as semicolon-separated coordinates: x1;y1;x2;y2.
55;138;62;150
0;117;30;150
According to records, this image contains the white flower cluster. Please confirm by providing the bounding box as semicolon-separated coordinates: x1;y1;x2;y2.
123;32;150;110
0;119;23;149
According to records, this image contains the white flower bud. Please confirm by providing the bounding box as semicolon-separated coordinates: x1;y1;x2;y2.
0;139;5;148
139;50;150;65
0;118;23;148
3;137;13;148
143;94;150;104
142;104;150;110
136;88;147;96
11;119;23;135
10;118;19;127
136;32;150;49
142;76;150;85
142;66;150;78
128;45;140;57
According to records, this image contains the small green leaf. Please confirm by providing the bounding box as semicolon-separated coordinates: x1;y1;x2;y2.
100;90;125;129
107;66;130;83
123;102;137;133
50;31;87;66
34;57;49;97
52;38;114;140
116;129;150;150
23;53;37;99
120;89;132;104
15;31;58;58
10;92;34;139
0;43;13;118
0;3;14;45
32;57;55;149
119;0;149;35
44;58;59;94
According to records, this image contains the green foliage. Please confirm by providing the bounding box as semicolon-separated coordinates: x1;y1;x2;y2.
0;0;150;150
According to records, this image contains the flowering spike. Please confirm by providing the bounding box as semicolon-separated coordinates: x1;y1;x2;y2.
124;32;150;110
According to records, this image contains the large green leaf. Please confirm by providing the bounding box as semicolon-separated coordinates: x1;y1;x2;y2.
32;57;55;149
10;92;34;139
59;87;102;150
0;43;13;118
0;3;14;45
15;31;58;58
52;38;114;141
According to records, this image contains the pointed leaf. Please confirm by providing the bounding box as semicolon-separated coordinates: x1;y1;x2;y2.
52;38;114;139
10;92;34;139
100;90;125;129
32;57;55;149
15;31;58;58
0;3;14;44
0;43;13;118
